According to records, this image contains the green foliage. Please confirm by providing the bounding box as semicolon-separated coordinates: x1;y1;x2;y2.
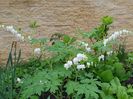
101;77;133;99
29;20;39;34
101;16;113;25
1;16;133;99
113;63;127;80
18;16;132;99
47;40;78;63
63;34;76;45
117;44;128;63
127;52;133;64
100;70;114;82
82;16;113;41
65;75;101;99
16;58;43;76
20;66;71;98
0;41;21;99
29;21;39;29
30;37;48;45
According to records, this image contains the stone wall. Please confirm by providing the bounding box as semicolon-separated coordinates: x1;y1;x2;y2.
0;0;133;63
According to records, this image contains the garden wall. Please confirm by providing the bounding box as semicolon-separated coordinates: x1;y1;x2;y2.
0;0;133;64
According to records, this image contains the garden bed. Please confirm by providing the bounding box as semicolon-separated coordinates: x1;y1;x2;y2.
0;16;133;99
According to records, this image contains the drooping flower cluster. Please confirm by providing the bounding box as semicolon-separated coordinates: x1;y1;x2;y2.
0;25;24;41
98;51;113;61
64;53;88;70
0;25;42;57
98;55;105;61
79;41;92;53
103;29;132;46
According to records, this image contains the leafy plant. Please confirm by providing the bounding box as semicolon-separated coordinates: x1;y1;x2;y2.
101;77;133;99
47;39;79;64
20;66;72;99
0;41;21;99
0;16;133;99
29;21;39;29
65;73;101;99
82;16;113;41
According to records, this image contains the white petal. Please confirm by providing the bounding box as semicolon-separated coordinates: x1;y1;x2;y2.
73;58;79;65
77;64;85;70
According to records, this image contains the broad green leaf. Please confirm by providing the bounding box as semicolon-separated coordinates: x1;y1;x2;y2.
100;70;114;82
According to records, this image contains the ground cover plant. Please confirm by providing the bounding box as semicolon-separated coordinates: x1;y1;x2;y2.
0;16;133;99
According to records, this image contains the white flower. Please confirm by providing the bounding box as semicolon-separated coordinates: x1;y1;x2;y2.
84;43;88;47
17;78;21;82
87;62;94;68
21;36;25;41
73;57;79;65
91;62;93;65
6;26;14;32
86;47;91;52
77;64;85;70
64;61;73;70
2;25;5;28
98;55;104;61
87;62;91;68
67;61;73;66
122;29;128;33
77;53;87;61
15;34;24;41
80;41;88;47
103;39;108;46
0;25;5;28
17;78;23;83
64;64;70;70
107;51;113;56
15;33;21;39
3;25;25;41
28;36;32;40
11;29;18;35
34;48;41;56
119;31;122;35
103;29;131;46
